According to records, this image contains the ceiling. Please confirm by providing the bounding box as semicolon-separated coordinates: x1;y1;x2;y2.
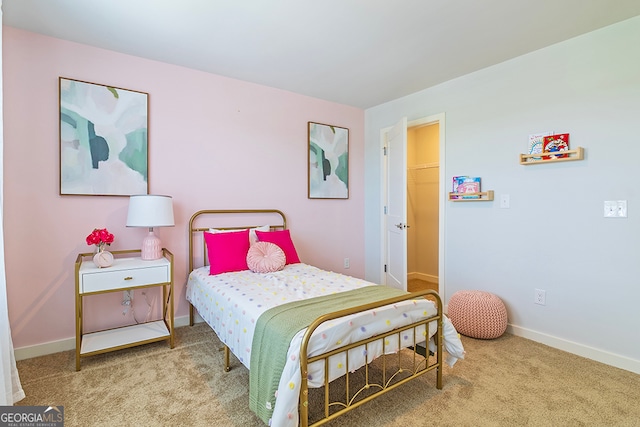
4;0;640;109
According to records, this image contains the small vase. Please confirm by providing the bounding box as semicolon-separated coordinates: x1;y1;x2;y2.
93;244;114;268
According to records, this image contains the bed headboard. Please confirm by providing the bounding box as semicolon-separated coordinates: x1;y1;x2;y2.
188;209;287;272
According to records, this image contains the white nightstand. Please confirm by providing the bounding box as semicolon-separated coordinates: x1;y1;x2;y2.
74;248;174;371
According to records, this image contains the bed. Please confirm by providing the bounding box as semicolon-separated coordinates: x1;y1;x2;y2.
186;209;465;427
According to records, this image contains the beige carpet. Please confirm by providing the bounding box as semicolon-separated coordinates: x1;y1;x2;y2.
15;323;640;426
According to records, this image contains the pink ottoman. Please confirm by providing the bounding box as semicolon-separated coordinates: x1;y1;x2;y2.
448;290;507;339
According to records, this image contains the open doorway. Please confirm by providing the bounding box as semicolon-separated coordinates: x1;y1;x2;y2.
382;113;444;294
406;123;439;293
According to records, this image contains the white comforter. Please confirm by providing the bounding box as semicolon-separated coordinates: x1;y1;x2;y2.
186;263;465;426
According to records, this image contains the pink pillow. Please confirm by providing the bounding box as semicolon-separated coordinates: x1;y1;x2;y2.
255;229;300;264
204;229;250;275
246;241;286;273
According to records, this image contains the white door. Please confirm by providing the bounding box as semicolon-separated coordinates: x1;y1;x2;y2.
384;117;408;290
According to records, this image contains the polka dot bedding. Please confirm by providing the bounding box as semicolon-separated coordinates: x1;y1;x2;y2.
186;263;465;427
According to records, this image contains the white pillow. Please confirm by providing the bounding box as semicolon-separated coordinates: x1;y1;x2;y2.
208;225;270;245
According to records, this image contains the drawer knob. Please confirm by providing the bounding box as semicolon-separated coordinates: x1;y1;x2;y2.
124;276;133;281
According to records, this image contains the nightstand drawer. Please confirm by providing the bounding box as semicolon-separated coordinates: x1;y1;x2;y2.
81;265;169;293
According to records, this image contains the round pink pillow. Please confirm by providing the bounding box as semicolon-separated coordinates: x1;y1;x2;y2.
246;241;286;273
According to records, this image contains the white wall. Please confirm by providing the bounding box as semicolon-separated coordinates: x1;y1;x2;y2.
364;16;640;373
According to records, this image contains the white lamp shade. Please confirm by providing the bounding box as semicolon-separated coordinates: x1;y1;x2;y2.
126;195;175;228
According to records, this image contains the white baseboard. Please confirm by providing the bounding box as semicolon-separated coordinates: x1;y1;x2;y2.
407;272;438;283
14;315;195;361
14;338;75;361
507;324;640;375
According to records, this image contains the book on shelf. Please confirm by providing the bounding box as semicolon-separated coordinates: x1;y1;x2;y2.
542;133;570;160
452;176;481;199
527;132;553;162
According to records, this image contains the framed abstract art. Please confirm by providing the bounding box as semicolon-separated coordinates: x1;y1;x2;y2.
59;77;149;196
308;122;349;199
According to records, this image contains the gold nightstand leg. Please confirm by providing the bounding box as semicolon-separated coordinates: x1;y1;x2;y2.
163;248;175;349
75;257;82;371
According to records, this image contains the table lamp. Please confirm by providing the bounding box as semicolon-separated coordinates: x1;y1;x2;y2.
126;195;175;260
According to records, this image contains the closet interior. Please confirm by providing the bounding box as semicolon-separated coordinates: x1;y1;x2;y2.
407;123;439;293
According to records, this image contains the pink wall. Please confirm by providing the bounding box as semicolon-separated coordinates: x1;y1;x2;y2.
2;26;365;350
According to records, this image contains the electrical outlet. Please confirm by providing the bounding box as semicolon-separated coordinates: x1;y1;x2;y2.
344;258;350;269
121;290;133;315
122;290;133;306
534;289;546;305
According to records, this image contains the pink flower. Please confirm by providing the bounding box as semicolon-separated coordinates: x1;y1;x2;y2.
86;228;115;248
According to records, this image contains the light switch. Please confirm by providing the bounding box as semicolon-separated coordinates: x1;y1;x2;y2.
500;194;510;209
604;200;628;218
617;200;627;218
604;201;617;217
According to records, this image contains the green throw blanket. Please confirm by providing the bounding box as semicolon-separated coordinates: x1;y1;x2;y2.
249;285;408;424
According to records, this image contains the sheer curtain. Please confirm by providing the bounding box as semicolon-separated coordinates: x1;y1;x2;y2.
0;0;26;405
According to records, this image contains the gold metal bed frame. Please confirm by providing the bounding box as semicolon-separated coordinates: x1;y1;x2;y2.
188;209;444;427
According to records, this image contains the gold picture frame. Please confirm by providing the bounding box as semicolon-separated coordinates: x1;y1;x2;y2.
59;77;149;196
308;122;349;199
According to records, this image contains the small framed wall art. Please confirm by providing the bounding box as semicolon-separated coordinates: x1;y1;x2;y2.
308;122;349;199
59;77;149;196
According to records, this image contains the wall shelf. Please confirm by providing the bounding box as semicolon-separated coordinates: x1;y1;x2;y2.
448;190;494;201
520;147;584;165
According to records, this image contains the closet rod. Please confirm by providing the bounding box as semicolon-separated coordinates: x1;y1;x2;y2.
408;162;439;170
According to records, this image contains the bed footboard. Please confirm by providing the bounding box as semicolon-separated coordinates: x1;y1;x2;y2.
299;289;443;427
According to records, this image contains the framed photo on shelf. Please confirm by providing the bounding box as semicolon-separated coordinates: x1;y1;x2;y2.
308;122;349;199
59;77;149;196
